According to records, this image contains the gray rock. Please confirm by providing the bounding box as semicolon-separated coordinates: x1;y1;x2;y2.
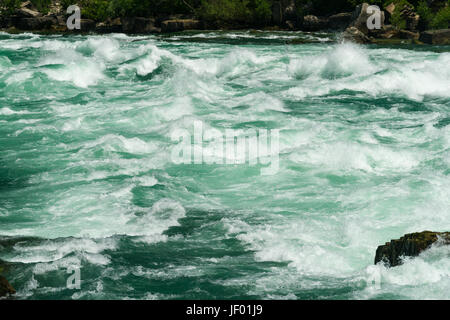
399;29;419;40
350;2;385;35
0;275;15;298
122;17;159;33
375;231;450;267
342;26;372;44
17;7;41;18
327;12;352;30
96;18;123;33
302;15;327;31
80;19;96;31
419;29;450;44
161;19;200;33
16;16;56;30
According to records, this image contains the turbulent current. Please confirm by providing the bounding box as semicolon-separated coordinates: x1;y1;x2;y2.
0;31;449;299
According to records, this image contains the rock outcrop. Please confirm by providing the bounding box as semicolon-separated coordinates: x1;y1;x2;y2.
160;19;200;32
327;12;352;30
122;17;159;33
342;26;372;44
375;231;450;267
302;15;327;31
419;29;450;44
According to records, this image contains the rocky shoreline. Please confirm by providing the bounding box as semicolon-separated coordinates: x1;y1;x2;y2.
0;1;449;45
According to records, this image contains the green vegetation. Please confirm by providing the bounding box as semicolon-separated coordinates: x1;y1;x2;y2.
417;0;450;29
0;0;449;30
0;0;21;15
388;0;412;29
30;0;51;14
79;0;110;21
198;0;271;26
430;5;450;29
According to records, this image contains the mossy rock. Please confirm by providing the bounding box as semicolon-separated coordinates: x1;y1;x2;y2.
0;276;15;298
375;231;450;267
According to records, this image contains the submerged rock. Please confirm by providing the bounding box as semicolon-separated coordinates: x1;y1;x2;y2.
375;231;450;267
0;259;15;298
0;276;15;298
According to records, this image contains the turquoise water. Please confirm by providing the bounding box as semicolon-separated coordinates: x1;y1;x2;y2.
0;30;449;300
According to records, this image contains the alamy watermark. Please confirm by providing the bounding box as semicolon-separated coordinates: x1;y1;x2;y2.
366;5;382;30
66;5;81;30
170;121;280;175
67;266;81;289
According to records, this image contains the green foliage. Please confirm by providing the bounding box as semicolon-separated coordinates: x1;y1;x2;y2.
109;0;200;17
248;0;272;25
0;0;21;15
60;0;76;10
430;5;450;29
387;0;412;29
198;0;271;26
79;0;112;21
416;0;433;28
31;0;51;14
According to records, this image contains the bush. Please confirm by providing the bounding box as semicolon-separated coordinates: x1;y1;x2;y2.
199;0;251;25
79;0;112;21
430;5;450;29
0;0;21;15
109;0;199;17
387;0;412;29
248;0;272;25
198;0;271;26
31;0;52;14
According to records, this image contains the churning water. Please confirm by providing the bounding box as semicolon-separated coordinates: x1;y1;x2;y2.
0;31;449;299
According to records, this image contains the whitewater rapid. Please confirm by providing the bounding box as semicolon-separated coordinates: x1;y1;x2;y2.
0;31;449;299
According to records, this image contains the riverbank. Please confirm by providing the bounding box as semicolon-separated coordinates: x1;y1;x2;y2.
1;1;449;45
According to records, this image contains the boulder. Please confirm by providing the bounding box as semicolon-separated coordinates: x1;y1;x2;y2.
96;18;123;33
385;2;395;24
161;19;200;32
80;19;95;31
399;29;419;40
419;29;450;44
377;25;400;39
122;17;159;33
350;2;385;35
375;231;450;267
16;16;56;30
327;12;352;30
302;15;327;31
0;276;15;298
17;7;41;18
285;20;295;31
342;26;372;44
